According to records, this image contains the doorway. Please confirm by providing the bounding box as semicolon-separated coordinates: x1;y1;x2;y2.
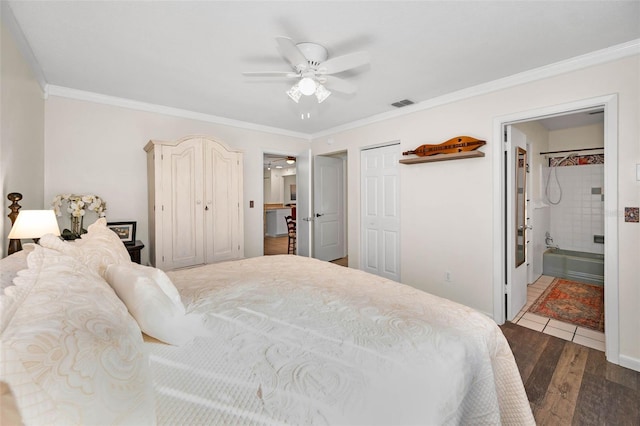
493;94;619;363
263;153;297;255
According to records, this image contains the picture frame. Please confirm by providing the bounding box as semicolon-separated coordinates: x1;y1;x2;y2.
107;221;136;245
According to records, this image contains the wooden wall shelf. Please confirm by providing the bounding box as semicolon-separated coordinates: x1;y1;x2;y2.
399;150;485;164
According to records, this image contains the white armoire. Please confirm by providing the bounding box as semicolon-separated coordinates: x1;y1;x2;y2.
144;136;244;270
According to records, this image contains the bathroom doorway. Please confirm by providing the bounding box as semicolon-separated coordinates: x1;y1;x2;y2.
508;111;606;350
493;95;619;363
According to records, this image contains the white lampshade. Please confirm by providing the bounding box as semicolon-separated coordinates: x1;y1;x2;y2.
298;77;317;96
8;210;61;240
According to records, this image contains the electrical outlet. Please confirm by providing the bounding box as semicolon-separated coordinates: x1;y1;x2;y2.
445;271;452;282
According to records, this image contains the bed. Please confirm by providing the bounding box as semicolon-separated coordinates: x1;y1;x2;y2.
1;219;534;425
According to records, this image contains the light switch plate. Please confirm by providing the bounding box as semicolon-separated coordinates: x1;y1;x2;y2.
636;164;640;181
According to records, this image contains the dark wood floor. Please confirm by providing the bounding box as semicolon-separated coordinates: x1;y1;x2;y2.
264;235;291;255
500;321;639;425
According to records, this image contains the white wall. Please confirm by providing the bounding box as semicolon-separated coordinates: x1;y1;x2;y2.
549;122;604;151
311;55;640;365
43;96;309;263
264;167;296;204
0;23;45;256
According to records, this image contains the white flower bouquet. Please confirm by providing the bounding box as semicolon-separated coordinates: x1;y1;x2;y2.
51;194;107;239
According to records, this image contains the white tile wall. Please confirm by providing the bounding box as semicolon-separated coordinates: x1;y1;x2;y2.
546;164;604;254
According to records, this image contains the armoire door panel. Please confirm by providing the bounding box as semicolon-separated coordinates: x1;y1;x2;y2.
163;139;204;269
204;141;241;263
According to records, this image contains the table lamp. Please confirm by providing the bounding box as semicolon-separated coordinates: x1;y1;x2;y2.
7;210;61;255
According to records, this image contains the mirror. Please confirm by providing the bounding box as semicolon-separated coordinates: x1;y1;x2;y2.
515;147;527;267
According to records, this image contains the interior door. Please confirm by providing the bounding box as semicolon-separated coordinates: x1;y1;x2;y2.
313;155;345;261
506;126;529;320
295;148;311;256
361;144;400;281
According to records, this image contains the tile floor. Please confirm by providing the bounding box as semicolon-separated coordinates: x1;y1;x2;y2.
511;275;606;352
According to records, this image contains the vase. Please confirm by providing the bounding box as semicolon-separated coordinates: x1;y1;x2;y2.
70;215;83;237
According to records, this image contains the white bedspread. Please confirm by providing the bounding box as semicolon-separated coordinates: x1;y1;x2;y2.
147;255;534;425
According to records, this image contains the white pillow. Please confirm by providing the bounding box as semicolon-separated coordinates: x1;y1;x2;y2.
40;218;131;278
105;263;206;346
0;245;155;425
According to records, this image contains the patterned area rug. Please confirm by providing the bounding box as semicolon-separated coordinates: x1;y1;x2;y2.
528;278;604;332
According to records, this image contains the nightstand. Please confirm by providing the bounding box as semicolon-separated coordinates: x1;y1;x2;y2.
126;240;144;264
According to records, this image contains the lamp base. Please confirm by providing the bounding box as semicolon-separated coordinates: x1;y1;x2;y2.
8;239;22;256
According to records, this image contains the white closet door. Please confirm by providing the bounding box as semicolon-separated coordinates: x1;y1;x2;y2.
361;144;400;281
204;140;242;263
162;138;204;269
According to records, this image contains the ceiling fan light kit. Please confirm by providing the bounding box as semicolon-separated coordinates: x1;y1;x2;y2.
315;84;331;103
244;37;369;105
286;79;331;104
298;77;317;95
286;84;302;103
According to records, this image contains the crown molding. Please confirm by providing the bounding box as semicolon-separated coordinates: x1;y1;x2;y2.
45;85;311;140
311;39;640;140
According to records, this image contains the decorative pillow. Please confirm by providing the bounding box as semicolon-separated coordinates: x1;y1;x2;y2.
40;218;131;277
0;245;155;425
105;263;206;346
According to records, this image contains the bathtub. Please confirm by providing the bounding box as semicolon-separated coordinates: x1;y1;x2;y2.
542;249;604;286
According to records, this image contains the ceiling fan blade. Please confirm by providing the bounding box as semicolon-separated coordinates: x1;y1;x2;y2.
276;37;308;70
242;71;299;78
318;51;370;74
322;76;357;95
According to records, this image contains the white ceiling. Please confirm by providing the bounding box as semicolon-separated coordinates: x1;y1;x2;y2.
5;1;639;136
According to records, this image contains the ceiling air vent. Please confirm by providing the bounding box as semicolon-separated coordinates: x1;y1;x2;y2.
391;99;415;108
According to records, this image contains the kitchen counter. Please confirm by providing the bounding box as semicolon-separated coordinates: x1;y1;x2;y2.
265;208;291;236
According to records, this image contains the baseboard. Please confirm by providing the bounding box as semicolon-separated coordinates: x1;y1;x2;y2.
618;354;640;373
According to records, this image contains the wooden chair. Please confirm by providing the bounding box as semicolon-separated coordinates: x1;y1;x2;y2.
284;215;296;255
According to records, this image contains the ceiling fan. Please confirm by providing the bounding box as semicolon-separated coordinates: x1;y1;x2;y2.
264;155;296;169
243;37;370;104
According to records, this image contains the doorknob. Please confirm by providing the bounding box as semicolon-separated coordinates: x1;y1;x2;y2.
315;213;324;217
